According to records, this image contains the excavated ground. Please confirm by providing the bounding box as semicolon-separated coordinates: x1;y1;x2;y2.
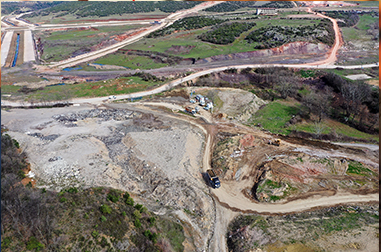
1;93;379;251
1;103;215;251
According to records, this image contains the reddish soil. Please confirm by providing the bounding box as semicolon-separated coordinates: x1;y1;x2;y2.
91;85;101;89
239;134;256;149
21;177;36;187
111;27;149;42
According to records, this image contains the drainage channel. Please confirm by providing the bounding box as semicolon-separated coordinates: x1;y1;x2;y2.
11;33;20;67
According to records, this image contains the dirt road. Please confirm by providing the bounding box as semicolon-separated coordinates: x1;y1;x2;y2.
305;7;343;65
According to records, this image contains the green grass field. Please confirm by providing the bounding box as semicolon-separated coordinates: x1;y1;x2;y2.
341;14;378;41
93;54;168;70
2;76;163;102
250;101;300;135
250;100;378;142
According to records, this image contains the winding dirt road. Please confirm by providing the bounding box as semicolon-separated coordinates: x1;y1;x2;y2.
306;7;343;65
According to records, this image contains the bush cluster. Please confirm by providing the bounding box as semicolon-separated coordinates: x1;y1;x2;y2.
148;16;226;38
245;20;335;48
198;22;256;44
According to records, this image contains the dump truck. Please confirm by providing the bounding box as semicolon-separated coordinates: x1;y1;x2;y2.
185;106;196;115
206;169;220;188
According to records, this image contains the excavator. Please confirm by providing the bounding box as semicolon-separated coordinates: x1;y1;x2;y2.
268;139;281;146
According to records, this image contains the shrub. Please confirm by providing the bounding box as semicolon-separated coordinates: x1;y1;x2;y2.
100;204;112;214
26;236;44;251
125;197;134;206
107;189;121;203
12;139;20;148
67;187;78;193
123;192;130;200
91;230;99;238
84;213;89;219
134;218;141;228
59;197;67;203
100;237;109;248
1;237;11;249
149;217;156;226
144;230;158;243
122;211;126;217
134;204;143;211
133;210;142;219
144;230;152;238
100;215;107;222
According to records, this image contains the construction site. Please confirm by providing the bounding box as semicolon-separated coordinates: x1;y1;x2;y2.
1;1;379;252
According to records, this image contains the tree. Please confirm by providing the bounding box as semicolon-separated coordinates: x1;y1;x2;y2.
339;81;371;122
302;91;332;122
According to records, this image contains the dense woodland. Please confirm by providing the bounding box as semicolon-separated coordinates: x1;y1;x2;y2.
1;131;185;251
24;1;201;18
198;22;256;45
147;16;226;38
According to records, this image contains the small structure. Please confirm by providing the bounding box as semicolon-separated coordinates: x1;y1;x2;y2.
256;8;277;15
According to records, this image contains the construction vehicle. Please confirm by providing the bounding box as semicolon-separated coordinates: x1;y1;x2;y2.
268;139;281;146
206;169;220;188
185;106;196;115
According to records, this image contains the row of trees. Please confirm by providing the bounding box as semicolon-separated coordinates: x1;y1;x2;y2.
198;22;256;45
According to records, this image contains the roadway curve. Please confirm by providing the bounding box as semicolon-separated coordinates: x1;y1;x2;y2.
306;7;343;65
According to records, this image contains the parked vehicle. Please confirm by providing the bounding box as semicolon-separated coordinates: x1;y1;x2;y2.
206;169;220;188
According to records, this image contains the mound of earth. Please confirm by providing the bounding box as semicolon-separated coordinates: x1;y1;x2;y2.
193;87;267;123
